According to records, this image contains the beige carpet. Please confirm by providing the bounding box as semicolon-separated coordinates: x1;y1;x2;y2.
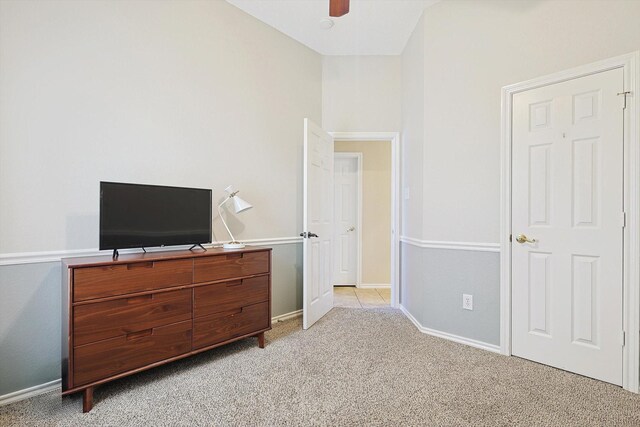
1;307;639;426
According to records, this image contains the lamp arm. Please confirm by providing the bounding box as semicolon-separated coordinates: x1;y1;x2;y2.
217;197;237;243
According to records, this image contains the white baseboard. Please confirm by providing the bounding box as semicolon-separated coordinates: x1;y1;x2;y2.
0;379;60;407
358;283;391;289
272;309;302;323
399;304;501;354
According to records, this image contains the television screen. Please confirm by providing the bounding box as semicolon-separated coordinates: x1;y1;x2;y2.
100;182;212;251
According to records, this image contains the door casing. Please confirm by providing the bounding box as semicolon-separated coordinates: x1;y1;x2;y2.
330;132;400;308
500;52;640;393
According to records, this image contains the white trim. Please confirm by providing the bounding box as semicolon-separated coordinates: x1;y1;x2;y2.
0;379;60;407
334;152;363;287
625;50;640;395
400;305;501;354
0;248;104;266
331;132;401;309
272;309;302;323
500;52;640;393
400;236;500;253
228;237;302;246
358;283;391;289
0;237;303;266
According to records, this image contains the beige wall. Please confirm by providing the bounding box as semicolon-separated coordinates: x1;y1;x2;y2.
335;141;391;284
399;0;640;346
0;0;318;397
400;12;425;239
403;0;640;244
322;56;402;132
0;0;322;253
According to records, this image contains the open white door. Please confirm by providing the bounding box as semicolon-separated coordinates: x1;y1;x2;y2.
303;118;334;329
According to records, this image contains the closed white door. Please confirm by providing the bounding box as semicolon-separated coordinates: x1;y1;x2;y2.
333;155;358;286
302;118;334;330
511;68;624;385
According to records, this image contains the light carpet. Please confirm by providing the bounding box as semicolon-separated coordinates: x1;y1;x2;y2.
1;307;639;426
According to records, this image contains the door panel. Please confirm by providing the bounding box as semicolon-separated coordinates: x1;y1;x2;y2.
303;118;334;329
512;68;623;385
333;156;358;285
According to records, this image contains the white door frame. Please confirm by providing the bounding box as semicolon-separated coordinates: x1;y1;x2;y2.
500;52;640;393
333;152;363;287
331;132;400;308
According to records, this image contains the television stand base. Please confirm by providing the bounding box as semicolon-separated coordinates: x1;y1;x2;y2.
189;244;207;252
112;249;119;259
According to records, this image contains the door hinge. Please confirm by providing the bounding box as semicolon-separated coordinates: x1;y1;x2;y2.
509;234;512;243
621;331;626;346
617;91;631;110
621;212;627;228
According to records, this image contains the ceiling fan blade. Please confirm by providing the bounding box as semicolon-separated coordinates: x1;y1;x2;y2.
329;0;349;17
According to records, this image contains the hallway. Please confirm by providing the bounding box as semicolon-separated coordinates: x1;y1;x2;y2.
333;287;390;308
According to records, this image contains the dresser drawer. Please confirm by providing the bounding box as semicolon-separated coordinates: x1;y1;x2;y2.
73;320;192;387
194;275;268;318
73;259;193;302
73;289;192;346
193;251;269;283
193;302;269;350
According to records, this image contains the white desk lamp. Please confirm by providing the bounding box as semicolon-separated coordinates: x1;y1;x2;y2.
218;185;252;249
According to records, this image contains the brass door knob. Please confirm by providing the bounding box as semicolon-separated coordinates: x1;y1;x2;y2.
515;234;536;244
347;226;355;232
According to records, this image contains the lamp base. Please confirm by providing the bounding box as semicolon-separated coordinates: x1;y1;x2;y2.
223;242;246;249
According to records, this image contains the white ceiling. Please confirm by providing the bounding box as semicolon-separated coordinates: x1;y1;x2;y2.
225;0;440;56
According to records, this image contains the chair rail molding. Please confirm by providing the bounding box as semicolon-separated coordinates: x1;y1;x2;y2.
0;237;303;266
400;236;500;253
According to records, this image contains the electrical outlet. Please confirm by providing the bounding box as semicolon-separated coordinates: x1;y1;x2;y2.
463;294;473;310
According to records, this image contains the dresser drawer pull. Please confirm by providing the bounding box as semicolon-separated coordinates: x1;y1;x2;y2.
127;262;154;270
127;329;153;340
225;280;243;287
127;294;153;304
225;308;243;318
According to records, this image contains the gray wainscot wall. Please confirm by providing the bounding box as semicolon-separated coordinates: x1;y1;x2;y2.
400;242;500;347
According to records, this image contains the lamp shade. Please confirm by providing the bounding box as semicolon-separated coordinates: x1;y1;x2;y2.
232;195;252;213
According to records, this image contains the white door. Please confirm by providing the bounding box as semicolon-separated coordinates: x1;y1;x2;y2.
512;68;624;385
303;118;334;329
333;155;358;286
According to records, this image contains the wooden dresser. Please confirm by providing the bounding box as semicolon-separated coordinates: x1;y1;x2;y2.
61;247;271;412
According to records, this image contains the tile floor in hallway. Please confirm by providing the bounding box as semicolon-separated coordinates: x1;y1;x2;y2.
333;286;390;308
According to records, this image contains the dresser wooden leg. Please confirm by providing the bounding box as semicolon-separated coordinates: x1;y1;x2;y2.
82;387;94;413
257;332;265;348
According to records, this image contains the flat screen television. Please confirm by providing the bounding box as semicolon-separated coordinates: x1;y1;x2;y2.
100;181;212;253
